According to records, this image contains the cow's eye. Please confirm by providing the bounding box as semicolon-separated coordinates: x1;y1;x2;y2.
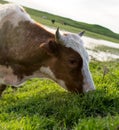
68;59;79;67
69;59;77;64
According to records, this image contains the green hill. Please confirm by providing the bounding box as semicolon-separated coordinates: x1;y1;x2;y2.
25;7;119;42
1;0;119;43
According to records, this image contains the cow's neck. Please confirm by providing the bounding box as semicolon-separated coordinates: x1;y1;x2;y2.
0;20;56;86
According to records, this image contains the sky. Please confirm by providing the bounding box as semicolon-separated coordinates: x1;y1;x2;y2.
4;0;119;33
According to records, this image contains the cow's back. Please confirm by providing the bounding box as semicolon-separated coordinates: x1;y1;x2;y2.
0;4;53;64
0;4;33;27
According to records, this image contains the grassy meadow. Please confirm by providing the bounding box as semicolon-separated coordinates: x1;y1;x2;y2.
0;0;119;129
0;61;119;130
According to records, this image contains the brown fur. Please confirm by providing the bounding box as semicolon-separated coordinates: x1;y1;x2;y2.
0;20;83;95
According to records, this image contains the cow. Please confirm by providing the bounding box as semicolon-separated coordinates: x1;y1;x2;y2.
0;4;95;96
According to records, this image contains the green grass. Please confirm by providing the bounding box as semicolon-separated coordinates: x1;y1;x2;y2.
0;61;119;130
25;7;119;43
94;45;119;55
24;7;119;43
0;0;7;4
0;0;119;129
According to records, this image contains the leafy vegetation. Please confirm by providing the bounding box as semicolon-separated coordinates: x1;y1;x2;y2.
0;61;119;130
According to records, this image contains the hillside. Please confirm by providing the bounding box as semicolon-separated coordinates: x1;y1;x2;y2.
25;7;119;42
1;0;119;43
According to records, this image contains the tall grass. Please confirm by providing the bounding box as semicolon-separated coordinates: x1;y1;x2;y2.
0;61;119;129
0;0;119;129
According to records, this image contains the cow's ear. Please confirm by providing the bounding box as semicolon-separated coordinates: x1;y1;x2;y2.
40;40;59;56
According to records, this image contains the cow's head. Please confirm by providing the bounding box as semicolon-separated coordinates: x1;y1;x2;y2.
40;28;95;93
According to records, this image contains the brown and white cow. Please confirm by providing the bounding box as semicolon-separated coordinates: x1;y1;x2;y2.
0;4;95;96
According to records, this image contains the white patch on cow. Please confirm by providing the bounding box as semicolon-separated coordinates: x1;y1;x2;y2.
57;80;67;90
0;65;34;87
0;65;18;86
0;4;34;28
40;66;56;80
0;64;67;90
40;66;67;90
61;34;95;92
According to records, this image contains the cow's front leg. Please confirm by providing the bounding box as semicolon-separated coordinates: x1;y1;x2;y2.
0;84;7;97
